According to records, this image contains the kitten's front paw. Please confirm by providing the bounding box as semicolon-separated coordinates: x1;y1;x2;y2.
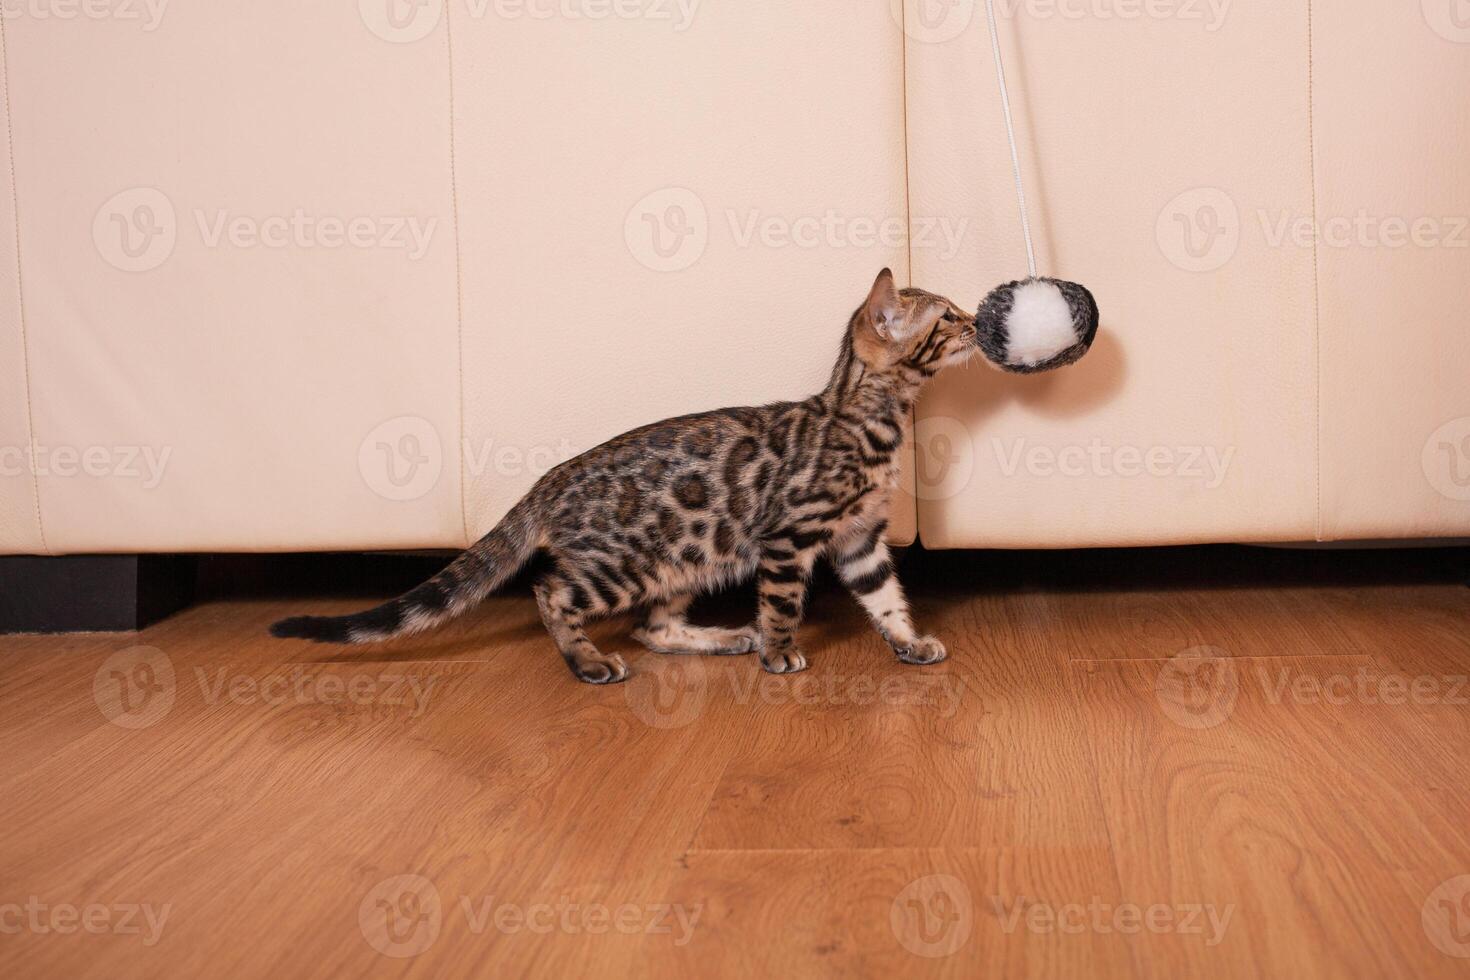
760;648;808;674
574;654;630;685
896;635;947;666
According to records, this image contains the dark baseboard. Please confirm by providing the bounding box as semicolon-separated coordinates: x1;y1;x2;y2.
2;544;1464;635
0;555;197;634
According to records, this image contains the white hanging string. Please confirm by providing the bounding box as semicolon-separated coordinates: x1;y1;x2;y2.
984;0;1038;279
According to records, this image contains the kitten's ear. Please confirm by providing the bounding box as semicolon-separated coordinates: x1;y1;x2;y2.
863;268;903;341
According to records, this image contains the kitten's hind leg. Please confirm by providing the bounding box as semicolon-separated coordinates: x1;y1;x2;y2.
632;594;759;656
534;573;629;685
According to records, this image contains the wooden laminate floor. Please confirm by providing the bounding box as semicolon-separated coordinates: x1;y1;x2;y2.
2;547;1469;978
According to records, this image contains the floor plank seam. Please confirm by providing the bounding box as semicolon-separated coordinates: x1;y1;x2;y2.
1071;654;1378;665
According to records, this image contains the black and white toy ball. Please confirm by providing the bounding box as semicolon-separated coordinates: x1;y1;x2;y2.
972;0;1101;376
974;276;1099;374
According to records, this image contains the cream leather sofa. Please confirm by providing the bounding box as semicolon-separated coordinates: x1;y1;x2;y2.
1;1;1466;557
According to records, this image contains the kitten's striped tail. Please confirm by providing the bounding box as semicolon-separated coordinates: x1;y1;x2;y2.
269;498;541;644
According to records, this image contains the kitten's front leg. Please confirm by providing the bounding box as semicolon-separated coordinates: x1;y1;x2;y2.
832;524;946;666
755;543;819;674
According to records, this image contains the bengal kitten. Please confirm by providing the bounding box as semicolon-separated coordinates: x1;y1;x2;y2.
272;269;980;684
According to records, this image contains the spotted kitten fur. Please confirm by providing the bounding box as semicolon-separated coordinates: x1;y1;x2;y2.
272;269;980;684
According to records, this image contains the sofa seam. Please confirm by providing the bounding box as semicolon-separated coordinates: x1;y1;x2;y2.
443;0;471;549
899;2;914;291
0;14;48;555
1306;0;1323;542
900;0;922;547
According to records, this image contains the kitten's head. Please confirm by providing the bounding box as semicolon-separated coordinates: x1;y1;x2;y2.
851;268;977;377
